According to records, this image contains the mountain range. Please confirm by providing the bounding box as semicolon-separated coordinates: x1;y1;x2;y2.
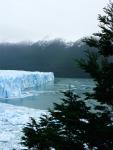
0;39;94;78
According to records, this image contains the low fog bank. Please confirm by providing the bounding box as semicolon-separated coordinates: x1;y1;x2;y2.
0;39;93;78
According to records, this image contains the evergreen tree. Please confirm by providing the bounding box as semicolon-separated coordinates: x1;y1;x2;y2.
21;1;113;150
21;91;113;150
78;1;113;105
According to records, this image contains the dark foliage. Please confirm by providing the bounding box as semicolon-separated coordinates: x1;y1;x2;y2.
83;2;113;57
21;1;113;150
78;2;113;105
21;91;113;150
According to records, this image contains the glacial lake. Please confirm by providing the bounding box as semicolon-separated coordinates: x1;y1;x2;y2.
0;78;94;110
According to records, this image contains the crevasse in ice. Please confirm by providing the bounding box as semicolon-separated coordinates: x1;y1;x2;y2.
0;70;54;98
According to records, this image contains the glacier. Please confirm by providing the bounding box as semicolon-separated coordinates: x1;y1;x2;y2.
0;70;54;98
0;103;46;150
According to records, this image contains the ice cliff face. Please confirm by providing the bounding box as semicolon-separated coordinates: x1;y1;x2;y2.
0;70;54;98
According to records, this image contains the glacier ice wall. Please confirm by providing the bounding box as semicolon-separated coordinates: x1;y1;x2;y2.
0;70;54;98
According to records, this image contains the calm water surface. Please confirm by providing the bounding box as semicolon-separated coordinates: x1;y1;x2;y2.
0;78;94;110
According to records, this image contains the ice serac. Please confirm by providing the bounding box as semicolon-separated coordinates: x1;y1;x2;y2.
0;70;54;98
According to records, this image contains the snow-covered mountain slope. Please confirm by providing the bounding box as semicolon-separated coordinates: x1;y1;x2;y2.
0;70;54;98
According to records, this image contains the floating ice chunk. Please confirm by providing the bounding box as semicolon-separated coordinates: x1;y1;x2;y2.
0;70;54;98
0;102;46;150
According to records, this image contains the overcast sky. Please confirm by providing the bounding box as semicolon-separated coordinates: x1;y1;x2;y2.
0;0;109;42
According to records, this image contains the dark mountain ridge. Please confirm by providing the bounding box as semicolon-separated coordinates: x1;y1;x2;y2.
0;39;93;77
